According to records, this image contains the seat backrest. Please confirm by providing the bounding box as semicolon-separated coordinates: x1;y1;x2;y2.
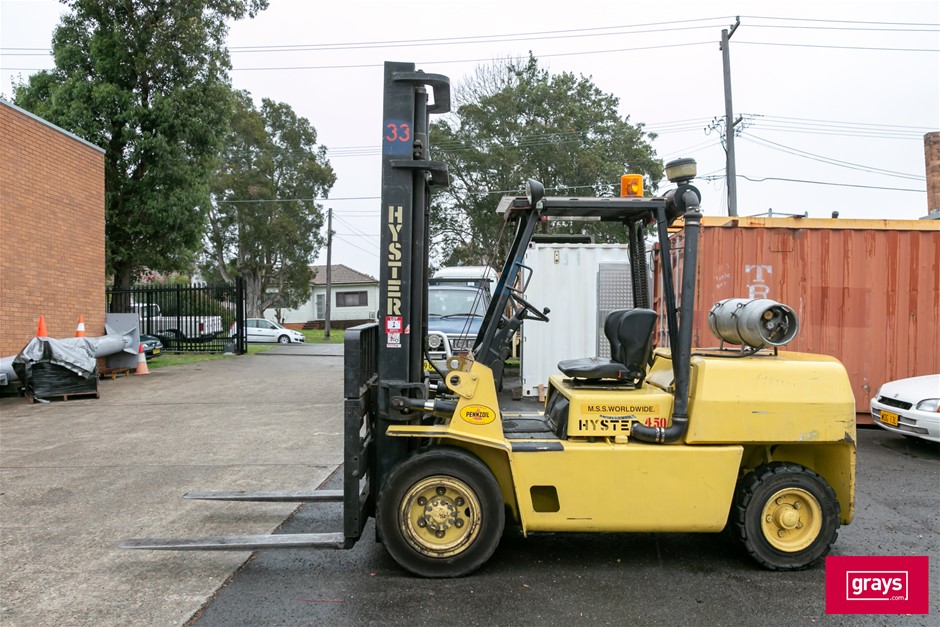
603;310;629;364
616;308;658;383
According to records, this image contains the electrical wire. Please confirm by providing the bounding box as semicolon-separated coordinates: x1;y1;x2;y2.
740;133;925;180
736;41;939;53
701;173;926;193
740;16;939;27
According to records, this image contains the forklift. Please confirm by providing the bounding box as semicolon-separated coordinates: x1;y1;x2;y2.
125;62;856;577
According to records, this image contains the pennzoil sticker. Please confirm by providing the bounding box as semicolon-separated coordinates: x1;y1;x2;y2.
459;404;496;425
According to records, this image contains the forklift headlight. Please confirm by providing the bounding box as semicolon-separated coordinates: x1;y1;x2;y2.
525;179;545;206
665;158;697;183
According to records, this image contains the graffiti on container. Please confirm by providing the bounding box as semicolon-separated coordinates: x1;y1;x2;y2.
745;264;773;299
715;272;732;291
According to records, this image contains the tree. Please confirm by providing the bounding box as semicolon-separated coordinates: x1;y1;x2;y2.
13;0;268;292
429;54;664;266
206;91;335;317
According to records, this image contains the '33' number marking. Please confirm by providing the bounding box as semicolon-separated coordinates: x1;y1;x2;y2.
385;123;411;143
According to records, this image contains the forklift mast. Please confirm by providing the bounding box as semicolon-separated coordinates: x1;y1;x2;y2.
343;62;451;540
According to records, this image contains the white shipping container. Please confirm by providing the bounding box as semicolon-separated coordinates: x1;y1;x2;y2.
520;244;639;398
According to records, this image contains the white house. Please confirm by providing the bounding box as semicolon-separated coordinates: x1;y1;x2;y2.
266;264;379;327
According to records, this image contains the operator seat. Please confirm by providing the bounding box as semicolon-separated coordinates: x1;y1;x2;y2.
557;308;658;386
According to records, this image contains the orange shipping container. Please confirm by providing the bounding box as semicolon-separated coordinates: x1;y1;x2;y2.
654;216;940;419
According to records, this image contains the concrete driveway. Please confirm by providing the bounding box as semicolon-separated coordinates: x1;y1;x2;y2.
0;344;345;626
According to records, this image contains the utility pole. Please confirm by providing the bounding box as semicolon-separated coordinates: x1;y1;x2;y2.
721;17;741;217
324;207;333;339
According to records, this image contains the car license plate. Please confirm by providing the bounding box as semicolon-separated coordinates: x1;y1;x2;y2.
152;348;161;355
879;410;899;427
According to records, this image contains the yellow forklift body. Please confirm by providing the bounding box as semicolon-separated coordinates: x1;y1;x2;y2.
389;353;856;532
509;442;743;532
680;351;855;444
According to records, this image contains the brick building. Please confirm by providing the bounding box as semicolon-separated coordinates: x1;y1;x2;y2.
0;100;106;357
925;131;940;218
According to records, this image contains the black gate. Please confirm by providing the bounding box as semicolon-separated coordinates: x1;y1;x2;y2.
107;278;246;354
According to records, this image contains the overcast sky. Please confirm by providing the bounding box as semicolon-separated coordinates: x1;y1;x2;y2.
2;0;938;278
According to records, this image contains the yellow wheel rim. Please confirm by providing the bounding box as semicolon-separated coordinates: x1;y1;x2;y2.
760;487;823;552
398;476;481;558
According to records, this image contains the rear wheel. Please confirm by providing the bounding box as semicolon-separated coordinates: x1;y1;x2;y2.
733;462;840;570
377;447;504;577
160;329;181;349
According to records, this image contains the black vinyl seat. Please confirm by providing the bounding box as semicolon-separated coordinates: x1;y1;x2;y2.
557;308;658;386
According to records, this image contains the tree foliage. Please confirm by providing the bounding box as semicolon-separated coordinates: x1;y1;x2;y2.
429;54;664;266
13;0;268;291
206;91;335;317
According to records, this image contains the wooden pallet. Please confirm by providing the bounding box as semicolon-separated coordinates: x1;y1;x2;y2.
99;368;133;380
26;389;100;404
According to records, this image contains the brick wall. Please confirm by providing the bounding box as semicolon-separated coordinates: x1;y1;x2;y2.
0;101;106;356
925;132;940;215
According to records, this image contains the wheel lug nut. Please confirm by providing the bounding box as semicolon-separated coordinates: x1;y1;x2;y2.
454;518;464;528
455;497;464;506
436;531;445;538
765;515;774;523
775;497;783;505
778;529;786;537
796;522;804;529
436;487;446;496
793;502;801;510
417;497;426;506
417;518;427;527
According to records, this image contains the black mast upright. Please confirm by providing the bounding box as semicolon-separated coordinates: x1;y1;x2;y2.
375;62;450;486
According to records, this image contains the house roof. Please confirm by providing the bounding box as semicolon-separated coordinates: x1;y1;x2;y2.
310;264;377;285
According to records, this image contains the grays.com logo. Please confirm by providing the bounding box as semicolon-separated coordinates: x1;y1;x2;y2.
846;571;907;601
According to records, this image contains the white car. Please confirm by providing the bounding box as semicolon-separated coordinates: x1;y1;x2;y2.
870;374;940;443
230;318;305;344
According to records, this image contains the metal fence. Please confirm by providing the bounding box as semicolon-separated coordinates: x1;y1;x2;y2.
107;279;246;354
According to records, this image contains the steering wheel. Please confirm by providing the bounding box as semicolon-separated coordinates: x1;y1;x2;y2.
509;292;550;322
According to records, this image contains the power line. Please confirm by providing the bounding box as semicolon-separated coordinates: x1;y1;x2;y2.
740;16;939;27
753;114;932;131
737;41;939;52
740;133;925;180
332;234;378;258
745;24;938;33
733;174;926;193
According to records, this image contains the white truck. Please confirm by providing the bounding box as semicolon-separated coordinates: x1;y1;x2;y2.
134;304;224;343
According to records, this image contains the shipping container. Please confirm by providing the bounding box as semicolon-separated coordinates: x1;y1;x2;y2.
653;216;940;419
521;244;646;398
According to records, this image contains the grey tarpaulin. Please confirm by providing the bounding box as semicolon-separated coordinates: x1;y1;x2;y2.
13;337;98;379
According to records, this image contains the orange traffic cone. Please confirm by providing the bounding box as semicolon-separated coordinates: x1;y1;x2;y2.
37;315;48;337
75;315;86;337
134;343;150;376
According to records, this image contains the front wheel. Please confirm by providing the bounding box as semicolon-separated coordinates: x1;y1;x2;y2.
377;447;504;577
277;334;290;344
733;462;840;570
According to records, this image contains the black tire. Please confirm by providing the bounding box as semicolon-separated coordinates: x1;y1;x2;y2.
377;447;504;578
733;462;840;571
160;330;180;349
277;334;290;344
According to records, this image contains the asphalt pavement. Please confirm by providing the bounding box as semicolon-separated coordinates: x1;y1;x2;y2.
191;427;940;627
1;344;937;626
0;343;345;626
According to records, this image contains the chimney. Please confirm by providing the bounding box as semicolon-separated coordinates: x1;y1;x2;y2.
925;132;940;220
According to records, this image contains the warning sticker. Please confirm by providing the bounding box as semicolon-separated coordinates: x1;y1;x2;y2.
385;316;402;333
